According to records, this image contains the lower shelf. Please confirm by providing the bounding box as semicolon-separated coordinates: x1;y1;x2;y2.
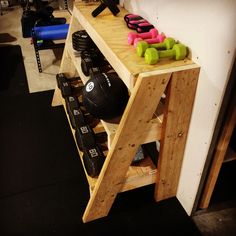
59;91;157;193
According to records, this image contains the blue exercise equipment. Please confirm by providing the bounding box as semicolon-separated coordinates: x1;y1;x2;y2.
32;24;69;72
33;24;69;40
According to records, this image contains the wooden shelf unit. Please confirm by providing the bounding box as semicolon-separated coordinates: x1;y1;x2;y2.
52;2;200;222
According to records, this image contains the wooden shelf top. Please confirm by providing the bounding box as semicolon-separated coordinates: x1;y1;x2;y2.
73;2;196;89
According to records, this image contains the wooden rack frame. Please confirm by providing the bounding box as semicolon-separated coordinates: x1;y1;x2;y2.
52;2;200;222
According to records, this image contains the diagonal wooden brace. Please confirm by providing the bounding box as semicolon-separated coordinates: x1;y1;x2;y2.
82;71;171;222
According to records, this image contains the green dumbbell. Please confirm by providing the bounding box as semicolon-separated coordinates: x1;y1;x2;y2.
136;37;175;57
144;43;187;65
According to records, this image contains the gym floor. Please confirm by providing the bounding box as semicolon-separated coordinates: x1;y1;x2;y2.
1;3;236;236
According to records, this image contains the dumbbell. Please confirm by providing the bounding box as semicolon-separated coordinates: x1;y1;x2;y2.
64;96;85;128
75;124;97;151
56;73;77;89
83;145;105;177
144;43;187;65
56;73;83;98
81;49;111;77
65;96;80;114
136;37;175;57
133;33;166;48
65;95;99;129
127;28;159;45
75;124;108;151
69;107;87;129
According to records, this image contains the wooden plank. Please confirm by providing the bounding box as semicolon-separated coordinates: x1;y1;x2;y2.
155;67;200;201
82;71;171;222
74;2;195;89
199;96;236;209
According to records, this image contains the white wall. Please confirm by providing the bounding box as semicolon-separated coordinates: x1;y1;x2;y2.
122;0;236;215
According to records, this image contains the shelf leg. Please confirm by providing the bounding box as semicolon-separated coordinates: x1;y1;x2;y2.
154;67;200;201
82;72;171;222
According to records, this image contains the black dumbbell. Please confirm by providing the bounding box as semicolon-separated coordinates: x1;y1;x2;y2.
65;95;100;128
65;96;85;128
56;73;83;98
75;124;97;151
80;49;102;76
56;73;67;89
69;107;86;129
65;96;80;114
81;49;111;76
75;123;109;151
83;145;105;177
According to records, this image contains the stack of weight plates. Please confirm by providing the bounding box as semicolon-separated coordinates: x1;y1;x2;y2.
72;30;96;56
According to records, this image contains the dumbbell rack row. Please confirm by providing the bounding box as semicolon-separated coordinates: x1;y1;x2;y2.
52;2;200;223
57;90;157;193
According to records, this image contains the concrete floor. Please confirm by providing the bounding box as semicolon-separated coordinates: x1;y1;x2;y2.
193;205;236;236
0;4;70;93
1;4;236;236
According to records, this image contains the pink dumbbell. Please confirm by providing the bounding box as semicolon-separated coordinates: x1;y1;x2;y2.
128;28;159;45
133;33;166;47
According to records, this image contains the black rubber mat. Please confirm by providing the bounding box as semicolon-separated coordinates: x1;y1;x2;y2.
0;44;29;96
0;90;201;235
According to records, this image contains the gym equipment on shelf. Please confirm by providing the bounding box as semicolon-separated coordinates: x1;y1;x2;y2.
65;96;80;114
133;34;166;47
128;28;159;45
52;3;201;223
69;107;86;129
144;43;187;65
124;14;142;23
124;13;154;33
75;124;97;151
80;49;112;76
83;145;106;177
91;0;120;17
56;73;83;98
72;30;96;55
82;72;129;121
136;37;175;57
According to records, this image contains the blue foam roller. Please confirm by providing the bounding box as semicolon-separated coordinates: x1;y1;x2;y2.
33;24;69;40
